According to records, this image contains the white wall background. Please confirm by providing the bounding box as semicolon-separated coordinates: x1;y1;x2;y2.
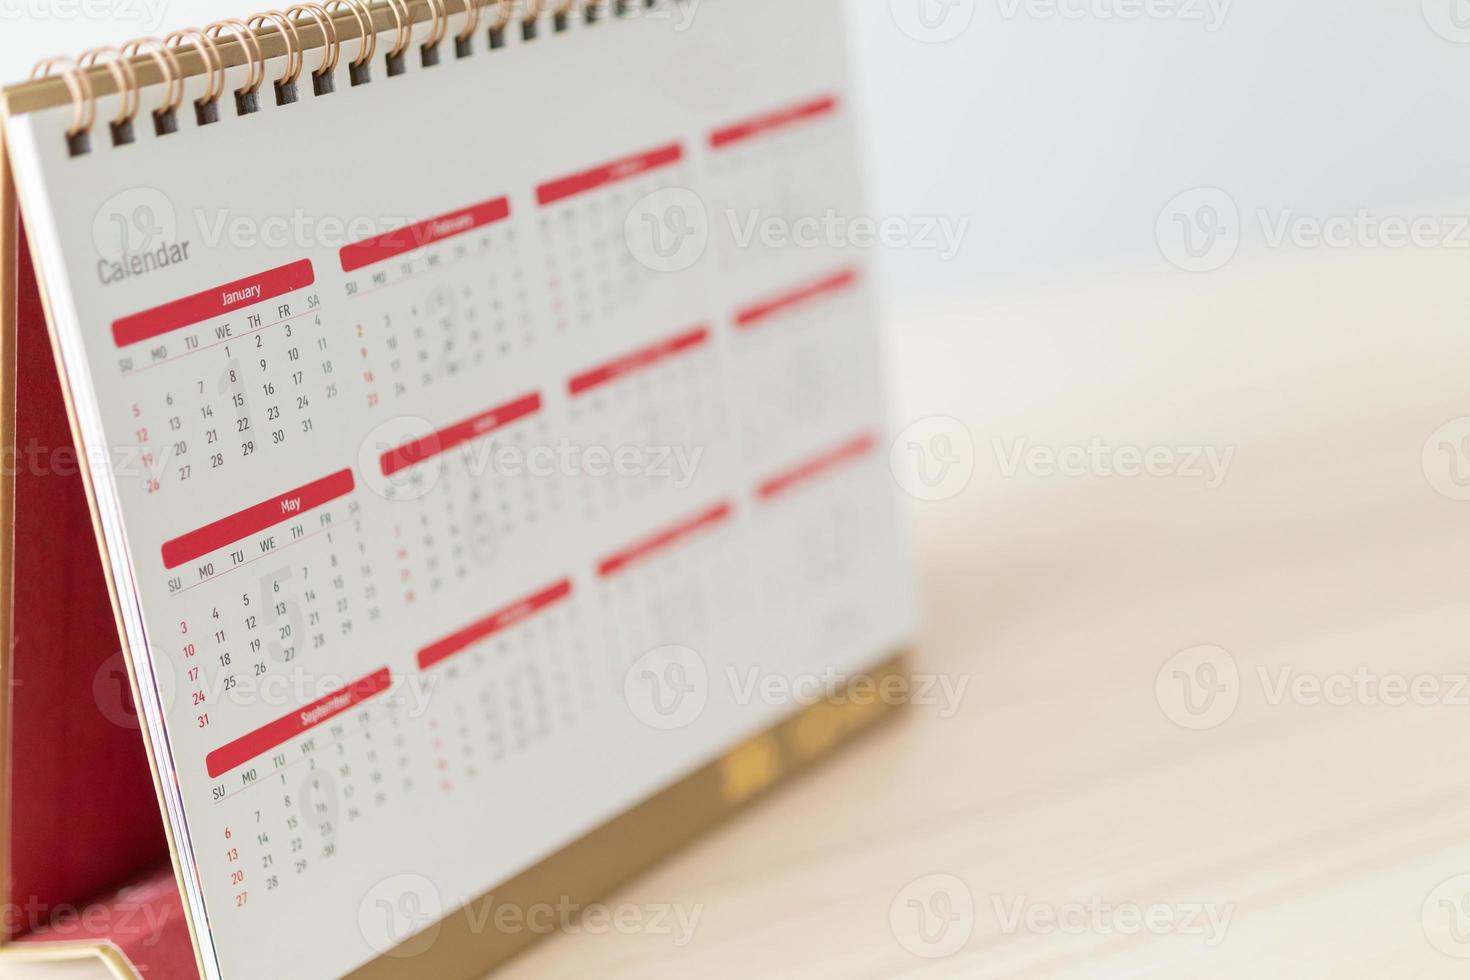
847;0;1470;316
6;0;1470;317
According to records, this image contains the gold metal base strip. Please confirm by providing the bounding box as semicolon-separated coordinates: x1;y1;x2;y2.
347;651;911;980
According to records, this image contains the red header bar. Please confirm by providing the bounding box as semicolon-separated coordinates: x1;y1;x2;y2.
537;143;684;206
757;433;879;501
598;502;733;579
161;469;355;570
710;95;839;150
735;267;859;330
338;197;511;273
568;327;709;397
205;668;391;778
379;392;542;476
417;579;574;671
112;259;314;348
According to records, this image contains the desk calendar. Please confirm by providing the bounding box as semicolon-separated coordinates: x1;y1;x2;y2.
0;1;915;977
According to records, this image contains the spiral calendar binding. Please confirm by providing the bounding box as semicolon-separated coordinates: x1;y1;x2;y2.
15;0;670;157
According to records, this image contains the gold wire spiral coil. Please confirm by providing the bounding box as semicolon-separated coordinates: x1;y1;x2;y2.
29;57;94;138
27;0;658;149
289;4;342;80
383;0;415;59
326;0;378;69
164;30;225;111
205;20;268;103
119;37;184;123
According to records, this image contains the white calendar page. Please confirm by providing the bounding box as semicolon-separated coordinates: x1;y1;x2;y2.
3;1;914;976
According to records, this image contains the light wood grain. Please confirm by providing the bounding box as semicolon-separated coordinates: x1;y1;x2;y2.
488;251;1470;979
6;251;1469;979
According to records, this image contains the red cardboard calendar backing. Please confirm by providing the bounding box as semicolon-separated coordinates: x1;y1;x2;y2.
1;150;196;975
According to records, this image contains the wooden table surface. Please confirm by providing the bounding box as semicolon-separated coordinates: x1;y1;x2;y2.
490;252;1470;979
8;252;1470;980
